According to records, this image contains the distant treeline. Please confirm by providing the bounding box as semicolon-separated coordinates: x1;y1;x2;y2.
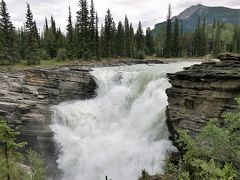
157;5;240;58
0;0;239;65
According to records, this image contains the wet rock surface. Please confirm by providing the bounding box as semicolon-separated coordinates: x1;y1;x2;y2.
0;66;97;178
166;53;240;136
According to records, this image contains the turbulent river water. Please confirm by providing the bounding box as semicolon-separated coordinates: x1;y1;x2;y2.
51;62;197;180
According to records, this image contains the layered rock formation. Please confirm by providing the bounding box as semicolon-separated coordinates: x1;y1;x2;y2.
0;66;96;178
166;53;240;136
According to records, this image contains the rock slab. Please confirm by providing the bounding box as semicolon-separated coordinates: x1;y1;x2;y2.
166;55;240;136
0;66;97;178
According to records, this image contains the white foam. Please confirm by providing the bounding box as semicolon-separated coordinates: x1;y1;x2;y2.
51;62;198;180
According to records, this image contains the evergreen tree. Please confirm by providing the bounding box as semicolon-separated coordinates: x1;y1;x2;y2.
173;18;180;57
89;0;96;57
100;23;104;58
45;17;49;31
95;13;100;59
213;22;222;57
49;16;57;58
103;9;113;58
111;21;117;57
164;4;172;57
124;16;131;57
201;17;207;55
116;21;126;57
129;23;136;57
16;27;27;59
0;117;26;180
232;25;240;53
66;6;74;59
0;0;18;65
41;17;52;59
194;17;201;56
135;21;145;52
194;17;207;57
145;27;154;55
56;27;66;49
25;3;40;65
33;21;40;45
76;0;90;59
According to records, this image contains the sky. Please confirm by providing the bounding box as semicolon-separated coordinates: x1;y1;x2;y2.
6;0;240;32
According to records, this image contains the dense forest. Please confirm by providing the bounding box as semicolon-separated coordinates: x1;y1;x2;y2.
0;0;239;65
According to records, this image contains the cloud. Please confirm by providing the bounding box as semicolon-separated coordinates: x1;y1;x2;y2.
6;0;240;32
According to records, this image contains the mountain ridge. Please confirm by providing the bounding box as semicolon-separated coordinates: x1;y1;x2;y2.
152;4;240;35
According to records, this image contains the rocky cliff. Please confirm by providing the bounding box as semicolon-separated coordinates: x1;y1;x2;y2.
166;53;240;136
0;66;97;178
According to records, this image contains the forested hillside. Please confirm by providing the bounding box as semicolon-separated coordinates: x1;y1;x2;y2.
0;0;239;66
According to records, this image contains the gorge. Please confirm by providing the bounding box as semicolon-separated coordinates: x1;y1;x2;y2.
0;55;239;179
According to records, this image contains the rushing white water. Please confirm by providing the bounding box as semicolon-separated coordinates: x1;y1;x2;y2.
51;62;198;180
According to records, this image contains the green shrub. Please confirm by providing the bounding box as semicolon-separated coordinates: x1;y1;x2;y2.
57;48;67;61
39;49;49;60
135;50;145;59
0;116;45;180
164;98;240;179
27;149;45;180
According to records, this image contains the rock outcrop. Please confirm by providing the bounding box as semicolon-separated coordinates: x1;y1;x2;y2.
0;66;97;178
166;53;240;136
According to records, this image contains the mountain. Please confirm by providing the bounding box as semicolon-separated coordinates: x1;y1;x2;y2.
152;4;240;36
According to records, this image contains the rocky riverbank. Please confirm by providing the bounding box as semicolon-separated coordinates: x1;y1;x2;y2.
166;53;240;136
0;66;97;178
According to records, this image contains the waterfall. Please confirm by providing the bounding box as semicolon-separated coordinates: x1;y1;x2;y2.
51;62;197;180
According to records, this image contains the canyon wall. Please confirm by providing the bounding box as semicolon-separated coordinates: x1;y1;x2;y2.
166;53;240;136
0;66;97;177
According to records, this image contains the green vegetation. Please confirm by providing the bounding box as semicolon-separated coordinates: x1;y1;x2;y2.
162;97;240;179
0;0;154;66
0;116;45;180
160;4;240;58
0;0;239;66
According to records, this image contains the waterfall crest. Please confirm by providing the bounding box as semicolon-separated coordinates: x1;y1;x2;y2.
51;62;196;180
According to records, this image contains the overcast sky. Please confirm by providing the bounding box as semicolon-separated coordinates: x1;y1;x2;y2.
6;0;240;32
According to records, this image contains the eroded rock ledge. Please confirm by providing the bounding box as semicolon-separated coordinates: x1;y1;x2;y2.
0;66;97;177
166;53;240;136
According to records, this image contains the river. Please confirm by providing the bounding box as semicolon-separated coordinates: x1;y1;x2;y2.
51;62;198;180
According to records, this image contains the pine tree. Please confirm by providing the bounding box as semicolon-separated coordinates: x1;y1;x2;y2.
66;6;74;59
100;23;104;58
163;4;172;57
135;21;145;52
173;18;180;57
95;13;100;59
111;21;117;57
129;23;136;57
49;16;57;58
56;27;66;49
194;16;201;56
89;0;96;57
232;25;240;53
41;17;52;59
0;117;26;180
103;9;113;58
0;0;18;65
116;21;126;57
201;17;207;56
33;21;40;45
213;22;222;57
16;27;27;59
25;3;40;65
76;0;90;59
124;16;131;57
145;27;154;56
